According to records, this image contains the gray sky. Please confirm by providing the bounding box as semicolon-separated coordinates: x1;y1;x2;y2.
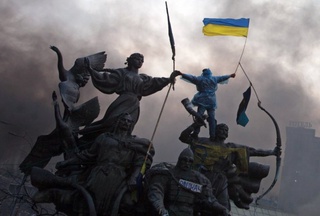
1;0;320;204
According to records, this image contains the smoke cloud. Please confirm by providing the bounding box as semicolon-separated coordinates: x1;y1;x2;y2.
1;0;320;212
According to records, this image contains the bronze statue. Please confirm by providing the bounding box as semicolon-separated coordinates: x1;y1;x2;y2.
145;148;230;216
80;53;180;136
179;120;281;212
31;111;154;216
19;46;104;175
50;45;103;131
16;44;282;216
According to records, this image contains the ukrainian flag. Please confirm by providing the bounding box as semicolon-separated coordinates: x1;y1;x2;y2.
203;18;250;37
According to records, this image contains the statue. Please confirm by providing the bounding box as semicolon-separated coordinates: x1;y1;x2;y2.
31;108;154;216
50;45;103;132
80;53;181;137
19;46;103;174
17;44;280;216
19;46;104;175
145;148;230;216
176;68;236;140
179;119;281;212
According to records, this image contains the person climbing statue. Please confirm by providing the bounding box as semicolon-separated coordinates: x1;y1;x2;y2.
175;68;235;140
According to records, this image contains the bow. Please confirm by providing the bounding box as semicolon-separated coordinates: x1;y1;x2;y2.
238;63;282;203
255;101;282;204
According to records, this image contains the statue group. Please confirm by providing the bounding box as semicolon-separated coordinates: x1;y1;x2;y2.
19;46;281;216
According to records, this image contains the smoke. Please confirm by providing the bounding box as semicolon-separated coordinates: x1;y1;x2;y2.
296;188;320;215
1;1;320;211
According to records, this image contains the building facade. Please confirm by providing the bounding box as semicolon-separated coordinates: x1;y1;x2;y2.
278;124;320;214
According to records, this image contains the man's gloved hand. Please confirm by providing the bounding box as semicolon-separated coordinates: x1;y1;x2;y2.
230;73;236;78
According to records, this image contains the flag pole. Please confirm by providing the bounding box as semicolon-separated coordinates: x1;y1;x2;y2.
234;18;250;74
138;1;176;181
234;36;248;74
149;1;176;142
239;62;260;102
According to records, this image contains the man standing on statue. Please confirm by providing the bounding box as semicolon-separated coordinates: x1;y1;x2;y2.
175;68;235;140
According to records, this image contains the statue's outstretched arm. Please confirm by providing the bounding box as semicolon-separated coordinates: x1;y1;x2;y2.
50;45;68;82
84;57;103;79
247;146;281;157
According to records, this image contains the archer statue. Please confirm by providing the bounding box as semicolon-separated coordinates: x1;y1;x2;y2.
179;100;281;212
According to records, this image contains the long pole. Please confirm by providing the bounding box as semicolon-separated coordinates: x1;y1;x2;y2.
140;1;176;177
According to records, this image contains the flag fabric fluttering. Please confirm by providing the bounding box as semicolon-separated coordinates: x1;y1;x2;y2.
236;86;251;127
203;18;250;37
166;1;175;61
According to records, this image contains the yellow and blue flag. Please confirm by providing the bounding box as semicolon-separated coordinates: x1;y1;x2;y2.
203;18;250;37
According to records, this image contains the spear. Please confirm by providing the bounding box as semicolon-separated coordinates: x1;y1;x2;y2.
149;1;176;142
137;1;177;194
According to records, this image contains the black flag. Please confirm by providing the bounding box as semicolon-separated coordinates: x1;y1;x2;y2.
166;1;175;61
236;86;251;127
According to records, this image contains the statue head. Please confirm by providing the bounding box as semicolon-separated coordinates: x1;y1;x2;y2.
113;113;134;134
126;53;144;70
202;68;212;77
177;148;194;171
75;72;90;87
216;123;229;141
71;59;90;87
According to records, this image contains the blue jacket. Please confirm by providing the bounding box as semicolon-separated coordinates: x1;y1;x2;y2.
182;72;230;109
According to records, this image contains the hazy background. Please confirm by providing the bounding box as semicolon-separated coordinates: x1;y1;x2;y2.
1;0;320;206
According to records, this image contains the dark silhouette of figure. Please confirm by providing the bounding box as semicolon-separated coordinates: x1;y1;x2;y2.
179;122;280;212
31;112;154;216
146;148;229;216
80;53;180;136
19;47;105;175
50;45;104;129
